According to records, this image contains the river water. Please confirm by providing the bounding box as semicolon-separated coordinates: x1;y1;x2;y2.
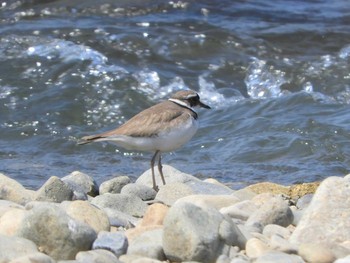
1;0;350;189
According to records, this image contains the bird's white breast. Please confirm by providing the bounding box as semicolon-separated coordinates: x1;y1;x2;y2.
109;116;198;152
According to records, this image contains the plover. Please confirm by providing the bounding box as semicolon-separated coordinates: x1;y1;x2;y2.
78;90;210;191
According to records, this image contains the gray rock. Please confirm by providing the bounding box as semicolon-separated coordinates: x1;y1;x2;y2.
262;224;292;239
75;249;121;263
154;182;193;205
0;234;38;262
9;252;56;263
91;193;147;218
296;194;313;210
231;188;257;201
127;228;165;260
269;234;297;253
254;251;305;263
93;231;128;257
162;201;240;262
290;176;350;246
62;171;98;198
245;196;294;232
60;200;110;233
99;176;131;195
121;183;157;201
0;173;34;205
35;176;73;202
245;237;270;258
16;203;97;260
103;208;138;228
220;200;258;221
298;243;336;263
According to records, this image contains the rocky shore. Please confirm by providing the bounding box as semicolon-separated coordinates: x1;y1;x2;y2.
0;165;349;263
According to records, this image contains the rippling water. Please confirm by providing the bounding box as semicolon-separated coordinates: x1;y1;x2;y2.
1;0;350;189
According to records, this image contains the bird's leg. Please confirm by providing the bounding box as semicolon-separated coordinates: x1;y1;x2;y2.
157;152;166;185
151;151;160;191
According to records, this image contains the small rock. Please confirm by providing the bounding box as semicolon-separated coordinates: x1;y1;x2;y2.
203;178;233;191
245;196;294;232
75;249;121;263
254;251;305;263
263;224;292;239
60;200;110;233
103;208;138;228
121;183;157;201
127;228;165;260
126;225;163;242
290;176;350;245
35;176;73;202
220;200;258;221
154;182;193;205
0;173;34;205
163;201;239;262
269;234;297;253
0;234;38;262
245;237;270;258
176;194;240;210
231;188;257;201
138;203;169;227
62;171;98;197
99;176;131;194
91;193;147;218
9;252;55;263
0;208;26;236
92;231;128;257
16;203;97;260
296;194;313;209
298;243;336;263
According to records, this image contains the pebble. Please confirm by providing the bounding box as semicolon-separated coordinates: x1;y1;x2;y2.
92;231;128;257
0;173;34;205
245;195;294;232
60;200;110;233
162;200;238;262
62;171;99;197
99;176;131;194
0;167;349;263
121;183;157;201
290;175;350;247
75;249;121;263
91;193;147;217
35;176;73;202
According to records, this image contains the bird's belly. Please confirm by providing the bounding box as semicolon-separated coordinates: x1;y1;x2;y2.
113;118;198;152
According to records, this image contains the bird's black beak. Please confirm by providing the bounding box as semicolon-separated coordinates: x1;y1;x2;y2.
199;100;211;109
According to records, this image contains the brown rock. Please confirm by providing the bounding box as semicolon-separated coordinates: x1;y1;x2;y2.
139;203;169;227
0;209;26;236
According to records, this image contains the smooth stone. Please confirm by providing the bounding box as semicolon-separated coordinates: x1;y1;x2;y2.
0;234;38;262
220;200;258;220
0;173;34;205
334;255;350;263
251;193;276;207
35;176;73;202
231;188;257;201
245;196;294;232
176;194;240;210
0;200;24;217
263;224;292;239
126;225;163;242
290;176;350;246
16;203;97;260
0;208;26;236
92;231;128;257
154;182;193;205
62;171;98;197
254;251;305;263
121;183;157;201
91;193;147;218
75;249;121;263
60;200;110;233
127;228;165;260
245;237;270;258
203;178;233;191
298;243;336;263
99;176;131;195
269;234;297;253
138;203;169;227
291;206;304;226
163;201;239;262
103;208;138;228
9;252;55;263
296;194;313;209
119;255;163;263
